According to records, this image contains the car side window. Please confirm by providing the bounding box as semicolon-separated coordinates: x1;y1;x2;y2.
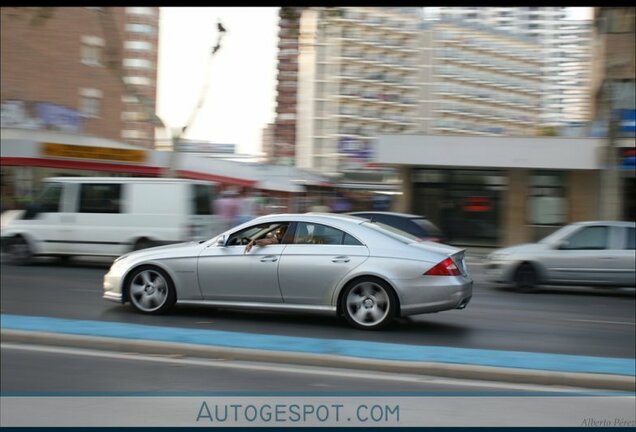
562;226;608;250
625;227;635;250
226;222;289;246
292;222;362;245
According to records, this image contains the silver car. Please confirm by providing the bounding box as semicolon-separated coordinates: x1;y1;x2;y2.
486;220;635;292
104;213;472;330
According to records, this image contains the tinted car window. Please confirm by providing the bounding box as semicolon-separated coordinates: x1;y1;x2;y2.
563;226;608;250
626;227;635;250
293;222;361;245
412;218;442;237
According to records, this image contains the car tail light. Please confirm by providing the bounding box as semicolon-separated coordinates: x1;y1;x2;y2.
424;257;460;276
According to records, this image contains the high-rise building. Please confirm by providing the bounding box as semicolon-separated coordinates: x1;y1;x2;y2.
273;7;304;166
1;7;160;148
280;7;542;179
435;7;593;127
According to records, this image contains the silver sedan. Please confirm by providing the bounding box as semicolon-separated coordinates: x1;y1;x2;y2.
104;213;472;330
486;220;635;292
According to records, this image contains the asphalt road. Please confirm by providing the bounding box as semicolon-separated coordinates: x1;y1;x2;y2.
1;255;634;359
2;343;570;394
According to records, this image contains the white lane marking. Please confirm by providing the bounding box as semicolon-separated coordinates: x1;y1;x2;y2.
1;342;588;393
563;319;635;326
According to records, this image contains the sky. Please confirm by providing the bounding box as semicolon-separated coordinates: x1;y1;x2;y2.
156;7;592;156
156;7;279;155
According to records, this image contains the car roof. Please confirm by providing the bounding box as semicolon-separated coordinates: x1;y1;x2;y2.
571;220;636;228
348;211;427;219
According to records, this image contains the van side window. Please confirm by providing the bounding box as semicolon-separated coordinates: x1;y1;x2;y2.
194;184;212;215
35;183;63;213
79;184;122;213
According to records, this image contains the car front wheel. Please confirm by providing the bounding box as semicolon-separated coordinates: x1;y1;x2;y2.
514;263;538;293
341;277;396;330
126;266;176;314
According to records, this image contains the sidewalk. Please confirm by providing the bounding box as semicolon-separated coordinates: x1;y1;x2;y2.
2;314;634;392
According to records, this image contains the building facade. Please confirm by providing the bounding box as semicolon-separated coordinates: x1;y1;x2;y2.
435;7;593;128
591;7;636;222
1;7;160;148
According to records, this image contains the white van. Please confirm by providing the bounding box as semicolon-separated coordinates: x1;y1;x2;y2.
1;177;223;264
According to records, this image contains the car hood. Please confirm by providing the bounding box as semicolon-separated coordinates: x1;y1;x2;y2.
115;240;207;263
490;243;547;256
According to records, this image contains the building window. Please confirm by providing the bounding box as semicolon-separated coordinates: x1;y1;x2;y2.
79;88;103;118
80;36;104;66
528;171;567;225
125;23;156;35
121;129;150;139
126;7;154;16
123;58;153;69
124;41;153;51
123;76;152;86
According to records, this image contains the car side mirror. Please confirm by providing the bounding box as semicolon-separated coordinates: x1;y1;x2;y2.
215;235;226;247
556;240;569;250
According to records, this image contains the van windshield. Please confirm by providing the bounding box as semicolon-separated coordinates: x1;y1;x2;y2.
33;182;64;213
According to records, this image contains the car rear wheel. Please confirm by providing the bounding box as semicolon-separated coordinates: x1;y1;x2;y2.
514;263;538;292
127;266;176;314
7;235;32;266
341;277;396;330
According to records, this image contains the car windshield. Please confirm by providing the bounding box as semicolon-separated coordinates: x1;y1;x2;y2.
362;220;421;244
538;224;579;245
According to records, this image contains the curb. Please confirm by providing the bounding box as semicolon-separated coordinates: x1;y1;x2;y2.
3;329;634;392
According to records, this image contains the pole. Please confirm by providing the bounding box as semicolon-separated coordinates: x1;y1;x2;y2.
163;21;227;178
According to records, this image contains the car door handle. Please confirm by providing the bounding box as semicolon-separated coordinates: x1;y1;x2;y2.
260;256;278;262
332;256;350;263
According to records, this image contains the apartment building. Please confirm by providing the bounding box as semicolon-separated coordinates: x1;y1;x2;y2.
436;7;592;127
294;7;423;178
424;20;542;137
287;8;542;181
0;7;159;148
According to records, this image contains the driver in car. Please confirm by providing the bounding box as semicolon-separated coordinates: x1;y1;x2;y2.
244;225;287;253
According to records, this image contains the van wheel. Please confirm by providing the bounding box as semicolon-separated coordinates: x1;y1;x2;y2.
133;238;153;251
7;236;32;266
126;266;176;314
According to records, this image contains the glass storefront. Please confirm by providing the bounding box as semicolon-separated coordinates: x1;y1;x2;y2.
412;169;507;246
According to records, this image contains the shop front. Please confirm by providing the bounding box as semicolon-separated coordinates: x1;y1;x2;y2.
373;135;603;247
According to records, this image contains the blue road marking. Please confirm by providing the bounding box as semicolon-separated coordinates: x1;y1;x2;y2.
1;314;634;377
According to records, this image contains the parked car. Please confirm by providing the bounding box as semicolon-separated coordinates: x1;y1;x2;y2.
103;213;472;330
348;211;445;243
486;220;635;292
1;177;223;265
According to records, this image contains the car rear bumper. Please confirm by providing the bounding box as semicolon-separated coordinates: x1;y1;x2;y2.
398;276;473;316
